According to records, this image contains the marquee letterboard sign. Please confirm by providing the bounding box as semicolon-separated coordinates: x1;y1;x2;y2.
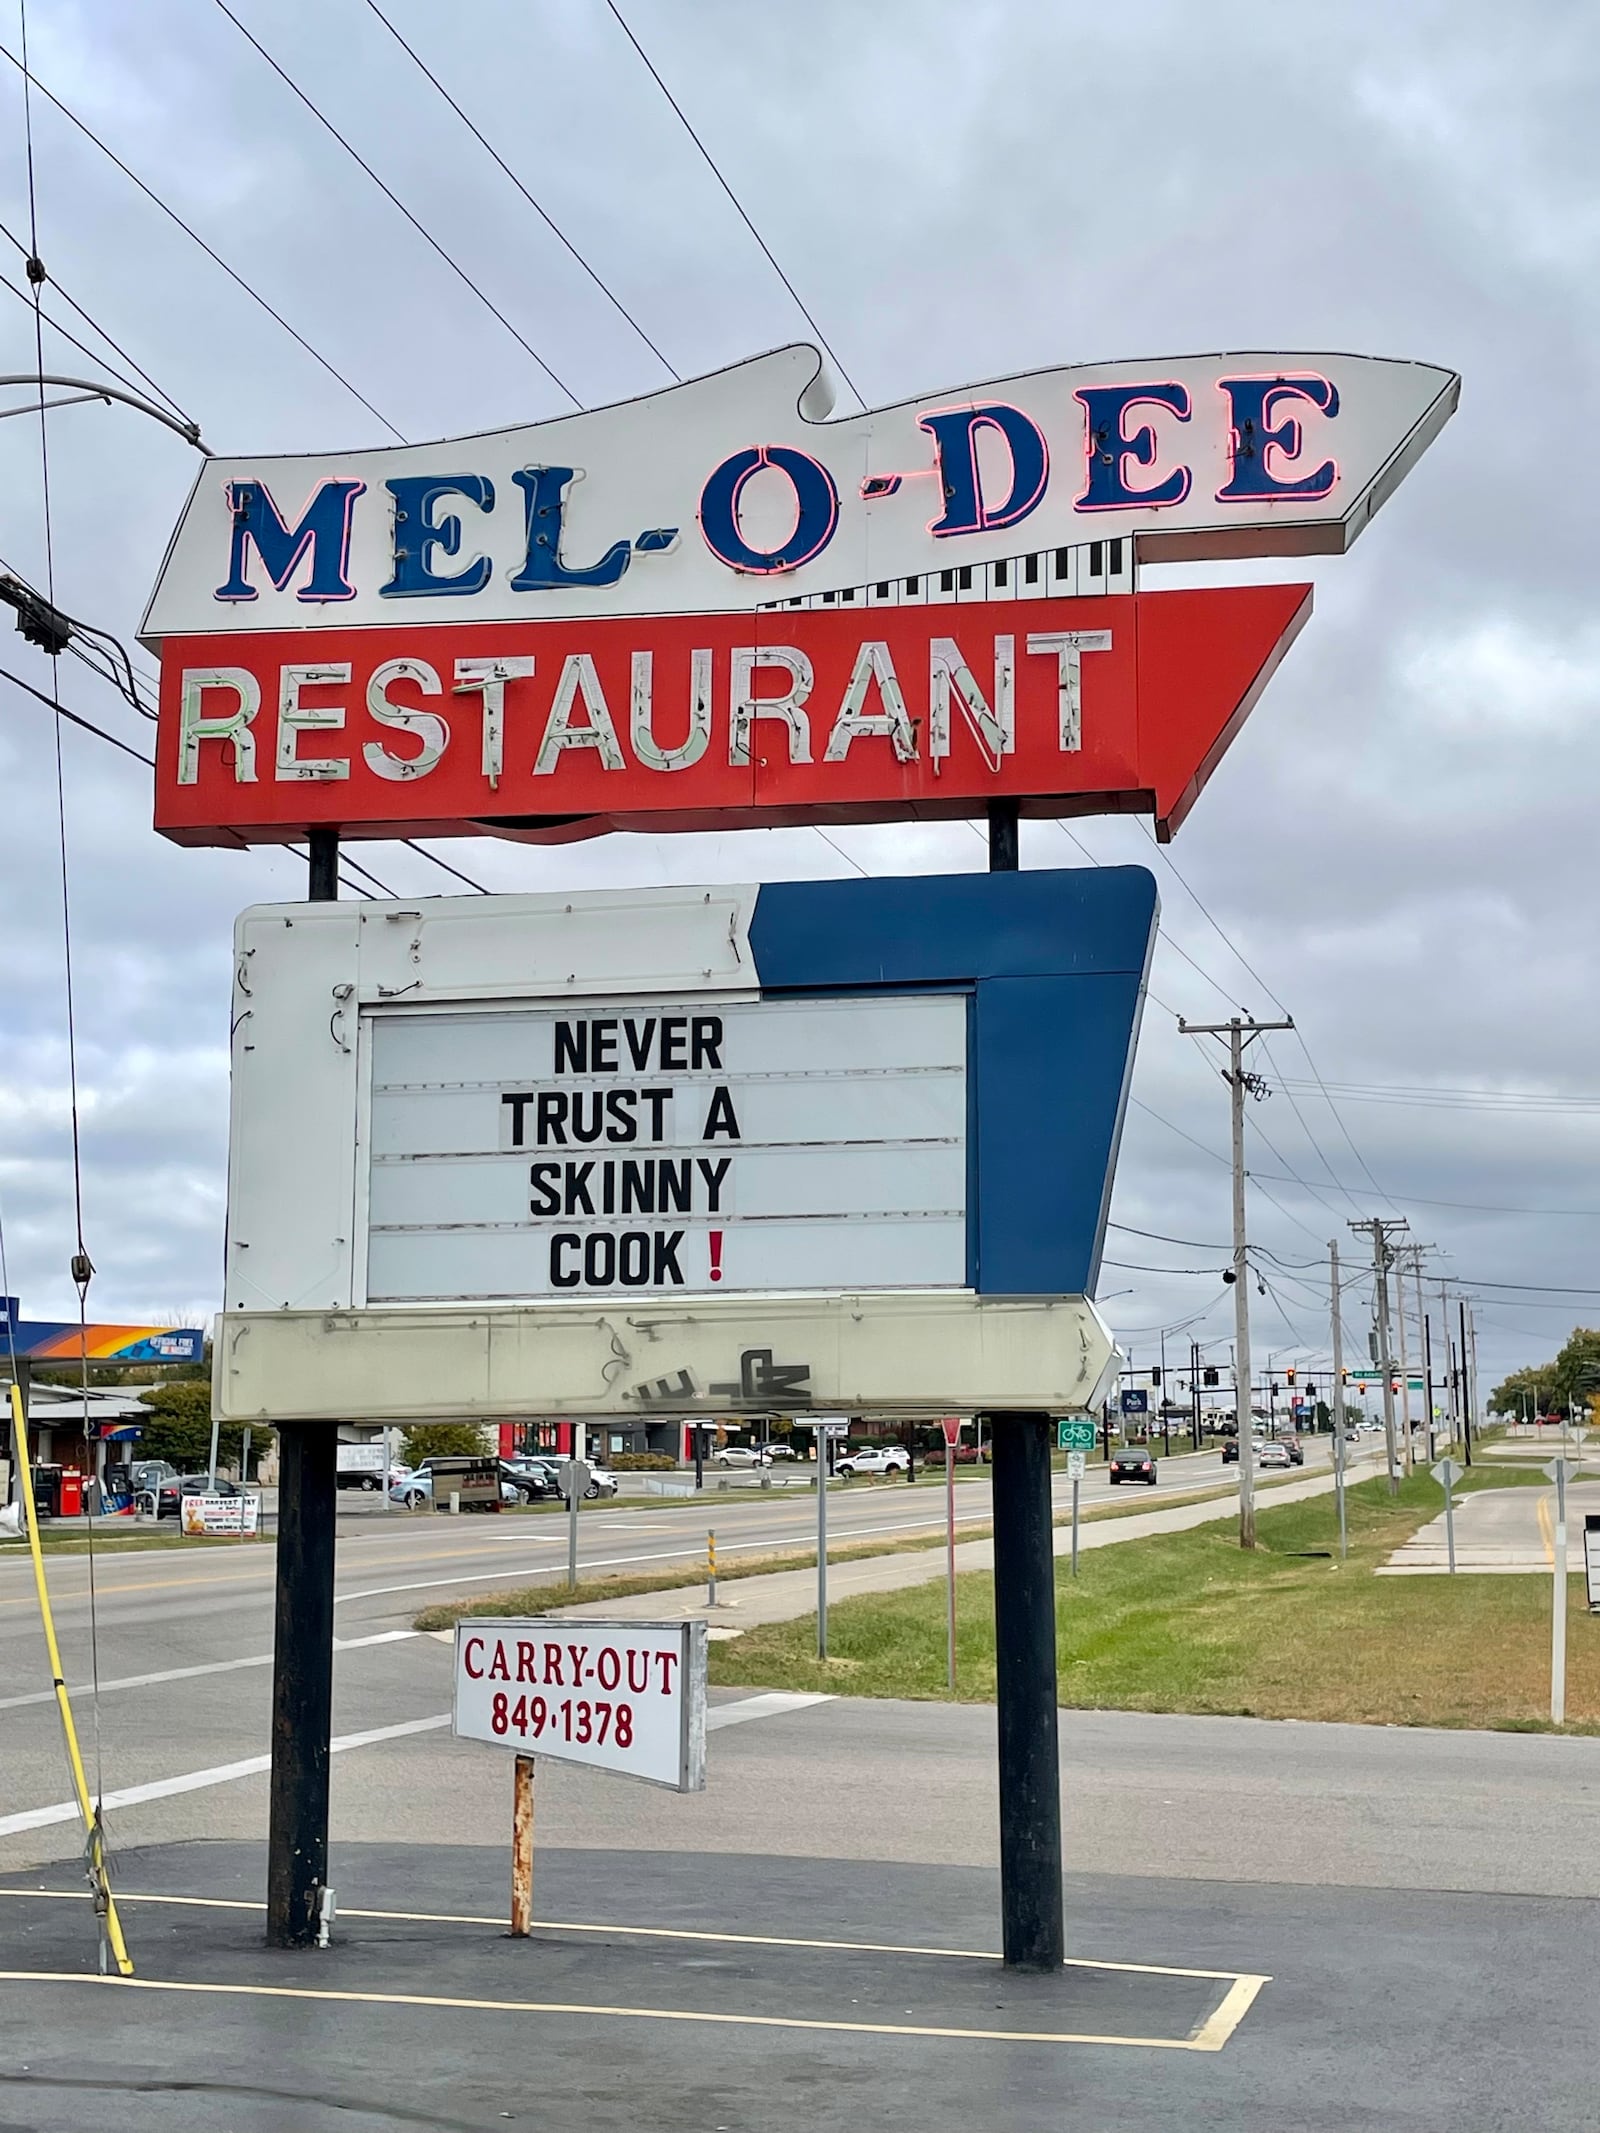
213;866;1155;1422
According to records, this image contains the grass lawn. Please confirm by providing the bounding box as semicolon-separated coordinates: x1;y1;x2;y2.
709;1467;1600;1733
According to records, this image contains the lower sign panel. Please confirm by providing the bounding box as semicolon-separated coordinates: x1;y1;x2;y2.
454;1619;706;1791
213;1291;1115;1422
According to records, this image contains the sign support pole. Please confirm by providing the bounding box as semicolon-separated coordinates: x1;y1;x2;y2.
990;1412;1063;1970
266;827;341;1951
817;1429;829;1662
945;1436;957;1691
510;1754;535;1937
1550;1456;1568;1725
984;813;1062;1970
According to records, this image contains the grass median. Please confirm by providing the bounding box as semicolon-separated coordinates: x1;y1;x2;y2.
708;1466;1600;1733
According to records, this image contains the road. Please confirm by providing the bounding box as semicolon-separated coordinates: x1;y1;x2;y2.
4;1429;1596;2130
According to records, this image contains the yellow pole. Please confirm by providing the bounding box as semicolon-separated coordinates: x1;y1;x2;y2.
9;1382;134;1976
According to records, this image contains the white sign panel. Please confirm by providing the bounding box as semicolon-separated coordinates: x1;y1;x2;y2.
365;993;966;1301
180;1492;261;1536
143;344;1458;639
453;1619;706;1791
1067;1449;1087;1481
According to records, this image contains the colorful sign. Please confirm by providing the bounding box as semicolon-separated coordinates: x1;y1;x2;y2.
180;1492;261;1537
1058;1418;1098;1451
453;1618;706;1791
5;1316;204;1364
213;868;1144;1421
144;344;1455;848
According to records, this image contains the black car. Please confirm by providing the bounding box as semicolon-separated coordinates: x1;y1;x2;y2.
498;1459;559;1502
157;1473;244;1518
1109;1449;1156;1486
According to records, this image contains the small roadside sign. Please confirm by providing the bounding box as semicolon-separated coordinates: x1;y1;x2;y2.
1066;1449;1087;1481
1584;1515;1600;1611
1058;1418;1097;1451
1431;1458;1463;1490
941;1417;962;1448
454;1619;706;1791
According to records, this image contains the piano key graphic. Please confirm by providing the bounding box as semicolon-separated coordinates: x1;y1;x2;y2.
761;538;1132;610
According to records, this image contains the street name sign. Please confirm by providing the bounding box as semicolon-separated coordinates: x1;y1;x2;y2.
212;867;1149;1422
453;1619;706;1791
1058;1418;1097;1451
143;343;1456;849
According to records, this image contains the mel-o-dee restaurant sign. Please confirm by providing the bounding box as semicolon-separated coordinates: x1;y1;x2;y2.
146;345;1457;847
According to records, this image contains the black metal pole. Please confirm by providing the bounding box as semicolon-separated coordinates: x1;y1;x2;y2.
987;797;1020;873
266;828;340;1950
989;1412;1063;1970
1459;1298;1473;1467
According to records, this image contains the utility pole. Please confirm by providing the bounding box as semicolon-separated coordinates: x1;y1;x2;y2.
1329;1238;1348;1561
1394;1251;1414;1472
1461;1297;1477;1465
1180;1014;1293;1548
1439;1281;1459;1448
1350;1217;1408;1496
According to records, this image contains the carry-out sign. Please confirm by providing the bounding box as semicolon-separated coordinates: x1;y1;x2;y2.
212;865;1152;1424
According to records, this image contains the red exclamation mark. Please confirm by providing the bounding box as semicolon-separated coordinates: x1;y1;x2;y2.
709;1231;724;1282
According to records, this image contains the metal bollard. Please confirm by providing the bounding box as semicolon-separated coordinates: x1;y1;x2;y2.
707;1529;717;1607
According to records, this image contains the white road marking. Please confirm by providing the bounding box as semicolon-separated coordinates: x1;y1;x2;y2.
0;1712;450;1840
707;1692;831;1730
0;1629;418;1715
0;1687;832;1841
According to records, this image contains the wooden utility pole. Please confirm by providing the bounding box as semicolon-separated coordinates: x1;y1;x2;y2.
1179;1015;1293;1548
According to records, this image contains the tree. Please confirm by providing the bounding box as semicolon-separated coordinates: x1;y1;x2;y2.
136;1381;257;1471
401;1421;489;1466
1490;1326;1600;1418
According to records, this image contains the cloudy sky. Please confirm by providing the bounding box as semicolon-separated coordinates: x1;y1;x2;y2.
0;0;1595;1403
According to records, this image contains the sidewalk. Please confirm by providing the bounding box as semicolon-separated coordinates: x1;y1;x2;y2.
549;1466;1348;1631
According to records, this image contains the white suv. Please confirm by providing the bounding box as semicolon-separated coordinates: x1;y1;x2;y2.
836;1445;910;1477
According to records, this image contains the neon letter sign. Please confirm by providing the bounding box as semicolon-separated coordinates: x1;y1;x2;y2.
698;446;839;575
919;403;1049;537
214;478;364;604
1074;385;1191;511
1216;376;1339;501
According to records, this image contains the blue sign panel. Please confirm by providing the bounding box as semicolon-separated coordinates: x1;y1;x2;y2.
1120;1387;1150;1415
748;865;1157;1296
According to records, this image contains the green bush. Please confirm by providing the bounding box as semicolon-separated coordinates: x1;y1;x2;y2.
607;1452;677;1471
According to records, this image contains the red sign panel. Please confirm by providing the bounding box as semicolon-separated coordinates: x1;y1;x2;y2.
154;584;1310;847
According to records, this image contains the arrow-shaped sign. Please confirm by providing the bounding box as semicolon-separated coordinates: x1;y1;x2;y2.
154;583;1311;849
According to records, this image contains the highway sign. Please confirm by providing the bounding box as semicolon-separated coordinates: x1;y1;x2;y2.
1058;1419;1097;1451
454;1619;706;1791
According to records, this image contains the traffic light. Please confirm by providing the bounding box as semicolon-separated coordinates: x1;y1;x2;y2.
1203;1366;1219;1387
1285;1366;1296;1386
1341;1367;1350;1384
1391;1377;1401;1395
1151;1367;1162;1386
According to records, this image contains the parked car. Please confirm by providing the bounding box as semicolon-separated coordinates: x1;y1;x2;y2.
1258;1442;1293;1470
952;1442;991;1464
1109;1448;1156;1486
763;1442;798;1461
712;1445;767;1467
157;1473;246;1519
836;1445;910;1478
577;1463;620;1499
499;1459;559;1502
391;1469;520;1510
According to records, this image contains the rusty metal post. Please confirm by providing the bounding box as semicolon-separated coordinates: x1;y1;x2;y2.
511;1754;535;1937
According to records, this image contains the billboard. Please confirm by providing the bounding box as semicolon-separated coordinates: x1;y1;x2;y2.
144;343;1455;848
212;867;1154;1422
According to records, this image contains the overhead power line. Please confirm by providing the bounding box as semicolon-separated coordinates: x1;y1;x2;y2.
0;31;406;441
358;0;679;382
0;659;154;765
0;210;195;423
214;0;580;407
602;0;865;409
